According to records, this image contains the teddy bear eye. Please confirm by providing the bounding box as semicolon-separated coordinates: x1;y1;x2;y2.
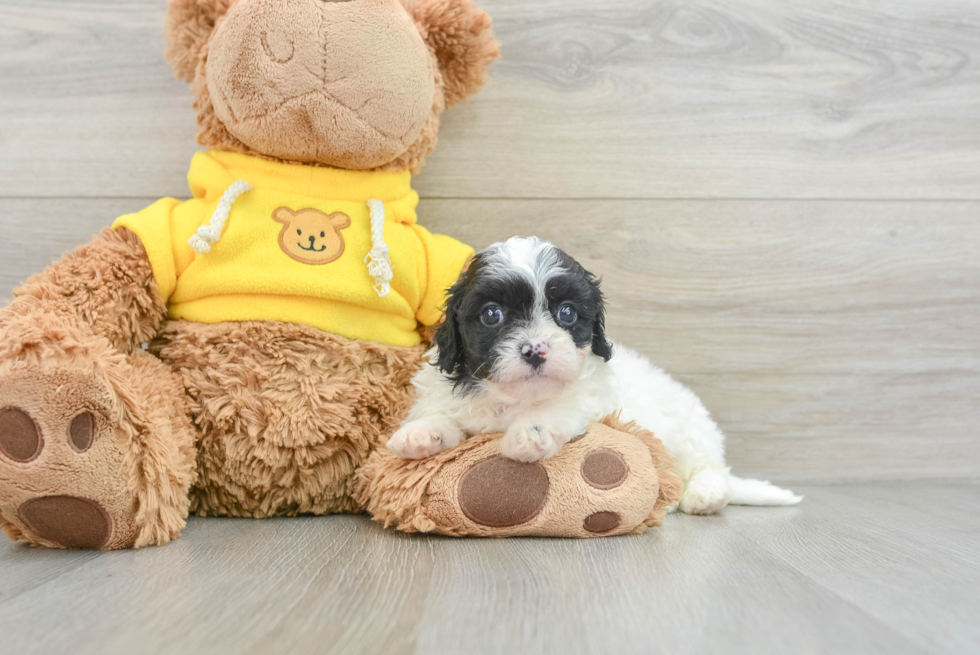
320;231;325;238
297;229;302;236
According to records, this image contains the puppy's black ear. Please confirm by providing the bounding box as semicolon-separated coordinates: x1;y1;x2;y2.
588;272;614;362
434;270;471;378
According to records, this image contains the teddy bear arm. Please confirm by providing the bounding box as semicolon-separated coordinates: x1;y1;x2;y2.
3;227;166;354
0;226;197;550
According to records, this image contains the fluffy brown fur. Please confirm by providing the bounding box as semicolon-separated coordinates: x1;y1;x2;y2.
408;0;500;108
152;320;426;518
6;227;164;353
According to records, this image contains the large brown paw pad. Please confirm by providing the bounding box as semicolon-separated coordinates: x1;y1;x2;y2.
18;496;112;549
458;456;549;528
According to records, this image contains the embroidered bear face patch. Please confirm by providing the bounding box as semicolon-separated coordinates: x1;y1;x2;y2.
273;207;351;265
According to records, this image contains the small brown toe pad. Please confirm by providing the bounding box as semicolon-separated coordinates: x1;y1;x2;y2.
0;407;43;463
581;449;628;490
583;511;621;533
69;412;96;453
18;495;112;549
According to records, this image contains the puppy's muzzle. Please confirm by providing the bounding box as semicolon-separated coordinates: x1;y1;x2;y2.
520;340;549;369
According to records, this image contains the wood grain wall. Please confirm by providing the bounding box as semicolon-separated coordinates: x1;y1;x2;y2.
0;0;977;482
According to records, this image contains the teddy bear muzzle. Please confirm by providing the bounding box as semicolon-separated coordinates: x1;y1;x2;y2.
206;0;436;169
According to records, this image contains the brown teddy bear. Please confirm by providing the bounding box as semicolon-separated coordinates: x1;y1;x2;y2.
0;0;680;550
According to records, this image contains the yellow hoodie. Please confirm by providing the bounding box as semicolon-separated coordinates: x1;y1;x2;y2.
113;151;473;347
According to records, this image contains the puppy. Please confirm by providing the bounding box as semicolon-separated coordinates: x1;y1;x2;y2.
387;237;801;514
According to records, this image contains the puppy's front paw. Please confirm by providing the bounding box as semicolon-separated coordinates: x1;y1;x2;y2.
500;422;565;462
387;418;463;460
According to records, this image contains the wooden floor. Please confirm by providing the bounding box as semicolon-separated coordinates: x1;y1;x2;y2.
0;483;975;655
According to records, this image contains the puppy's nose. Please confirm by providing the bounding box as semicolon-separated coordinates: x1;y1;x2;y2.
521;341;549;368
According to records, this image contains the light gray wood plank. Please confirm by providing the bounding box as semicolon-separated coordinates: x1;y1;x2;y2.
0;487;941;655
842;481;980;536
0;545;99;604
0;1;199;199
1;197;977;483
1;0;979;199
725;483;980;653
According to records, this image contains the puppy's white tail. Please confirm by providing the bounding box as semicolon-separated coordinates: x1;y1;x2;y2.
728;475;803;506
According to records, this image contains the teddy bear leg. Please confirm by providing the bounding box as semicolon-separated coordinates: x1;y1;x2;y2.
357;416;682;538
0;336;197;550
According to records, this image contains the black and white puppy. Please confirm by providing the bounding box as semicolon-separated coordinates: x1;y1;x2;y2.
387;237;801;514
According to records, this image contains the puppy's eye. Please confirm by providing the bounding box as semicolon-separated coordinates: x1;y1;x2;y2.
480;304;504;327
556;303;578;326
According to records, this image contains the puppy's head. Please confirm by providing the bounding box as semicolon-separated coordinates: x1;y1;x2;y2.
435;237;613;398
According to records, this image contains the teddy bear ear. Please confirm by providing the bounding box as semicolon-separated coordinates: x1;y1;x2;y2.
164;0;237;82
407;0;501;108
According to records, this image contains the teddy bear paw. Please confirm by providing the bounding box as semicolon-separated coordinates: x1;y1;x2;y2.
396;422;670;538
0;365;140;549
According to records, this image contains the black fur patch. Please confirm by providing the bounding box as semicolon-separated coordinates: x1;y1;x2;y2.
434;241;614;393
548;250;613;361
435;255;537;391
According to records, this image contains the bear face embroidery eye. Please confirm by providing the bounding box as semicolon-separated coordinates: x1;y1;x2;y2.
297;229;302;236
320;231;325;238
480;304;504;327
556;303;578;326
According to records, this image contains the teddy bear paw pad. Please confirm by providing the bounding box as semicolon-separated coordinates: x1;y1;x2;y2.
0;407;43;463
18;496;112;549
457;456;549;528
580;448;628;490
583;510;621;534
0;367;139;549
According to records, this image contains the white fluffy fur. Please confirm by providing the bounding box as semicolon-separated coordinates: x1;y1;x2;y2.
387;237;802;514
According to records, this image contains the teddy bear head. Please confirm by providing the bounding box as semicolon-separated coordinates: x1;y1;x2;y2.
165;0;499;172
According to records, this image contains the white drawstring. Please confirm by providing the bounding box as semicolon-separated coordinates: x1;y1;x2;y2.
189;184;394;299
188;180;253;254
365;199;394;298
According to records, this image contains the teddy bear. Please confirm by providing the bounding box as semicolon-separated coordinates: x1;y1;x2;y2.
0;0;681;550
